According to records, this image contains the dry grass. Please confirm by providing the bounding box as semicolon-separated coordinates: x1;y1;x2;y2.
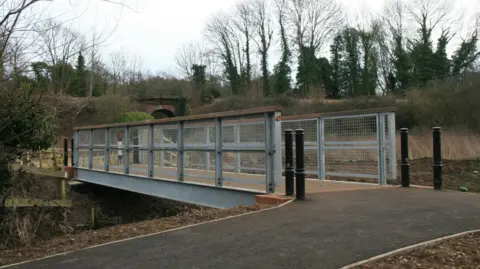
404;130;480;160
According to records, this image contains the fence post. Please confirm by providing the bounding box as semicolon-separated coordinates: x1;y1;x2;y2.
388;113;397;181
177;121;184;182
215;118;223;187
124;126;130;174
284;129;294;196
400;128;410;187
63;138;68;167
317;118;326;180
148;124;154;178
204;126;210;171
295;129;306;200
433;127;442;190
234;124;241;173
105;128;110;172
88;129;94;170
376;114;387;185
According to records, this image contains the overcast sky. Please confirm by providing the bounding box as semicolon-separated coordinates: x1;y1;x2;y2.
35;0;479;75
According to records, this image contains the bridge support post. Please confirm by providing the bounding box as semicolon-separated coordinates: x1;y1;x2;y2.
215;118;223;187
316;117;325;180
376;113;387;185
234;124;241;173
295;129;305;200
148;124;154;178
177;122;184;182
204;127;210;171
105;128;110;172
433;127;442;190
88;129;93;170
400;128;410;187
124;126;130;174
284;129;294;196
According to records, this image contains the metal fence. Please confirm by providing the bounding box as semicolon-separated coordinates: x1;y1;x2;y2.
73;107;283;194
74;107;397;193
280;108;396;184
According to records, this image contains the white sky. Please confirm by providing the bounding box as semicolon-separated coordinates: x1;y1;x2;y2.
33;0;480;75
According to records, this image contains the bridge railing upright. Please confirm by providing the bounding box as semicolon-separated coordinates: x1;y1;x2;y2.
73;107;283;194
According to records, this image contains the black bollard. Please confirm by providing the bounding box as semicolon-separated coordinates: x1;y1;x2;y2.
433;127;443;190
295;129;305;200
71;137;74;166
63;138;68;167
400;128;410;187
284;129;294;196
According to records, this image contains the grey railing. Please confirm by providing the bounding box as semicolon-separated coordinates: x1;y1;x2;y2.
280;108;397;185
73;107;283;194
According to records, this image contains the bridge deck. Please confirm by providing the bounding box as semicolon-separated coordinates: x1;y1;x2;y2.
82;163;384;194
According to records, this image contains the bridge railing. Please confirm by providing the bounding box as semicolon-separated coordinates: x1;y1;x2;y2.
73;107;283;194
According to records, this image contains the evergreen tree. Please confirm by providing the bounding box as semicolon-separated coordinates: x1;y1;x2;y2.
329;34;343;98
433;30;451;80
71;51;87;96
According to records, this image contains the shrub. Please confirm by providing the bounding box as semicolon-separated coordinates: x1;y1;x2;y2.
115;111;154;123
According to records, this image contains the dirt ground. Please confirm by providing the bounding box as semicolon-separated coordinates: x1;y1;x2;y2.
0;204;272;267
403;158;480;192
355;232;480;269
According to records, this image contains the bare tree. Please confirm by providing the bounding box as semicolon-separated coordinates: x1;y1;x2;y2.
252;0;274;96
175;41;207;78
406;0;455;44
234;0;254;90
204;11;242;95
286;0;343;54
34;19;84;66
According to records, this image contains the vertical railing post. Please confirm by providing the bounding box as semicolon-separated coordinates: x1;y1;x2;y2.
234;124;241;173
105;128;110;172
148;124;154;178
388;113;397;181
63;138;68;167
204;126;210;171
433;127;442;190
376;114;387;185
88;129;93;170
177;122;184;182
215;118;223;187
73;131;79;168
317;117;326;180
295;129;305;200
400;128;410;187
158;128;164;167
264;112;282;193
124;126;130;175
284;129;294;196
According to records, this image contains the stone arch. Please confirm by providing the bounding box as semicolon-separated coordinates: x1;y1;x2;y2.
151;108;176;119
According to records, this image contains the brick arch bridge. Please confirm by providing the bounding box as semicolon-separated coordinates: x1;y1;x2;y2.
138;97;187;119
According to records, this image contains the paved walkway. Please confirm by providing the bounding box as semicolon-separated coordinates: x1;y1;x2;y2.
7;188;480;269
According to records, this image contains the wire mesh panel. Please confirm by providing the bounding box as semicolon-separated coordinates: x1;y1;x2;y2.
76;130;90;168
182;119;216;186
221;115;267;192
323;114;380;183
92;129;106;170
281;119;318;176
153;124;178;180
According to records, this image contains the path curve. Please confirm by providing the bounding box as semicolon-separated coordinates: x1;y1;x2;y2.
5;188;480;269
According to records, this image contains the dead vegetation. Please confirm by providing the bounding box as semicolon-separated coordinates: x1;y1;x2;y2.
0;203;271;267
355;232;480;269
